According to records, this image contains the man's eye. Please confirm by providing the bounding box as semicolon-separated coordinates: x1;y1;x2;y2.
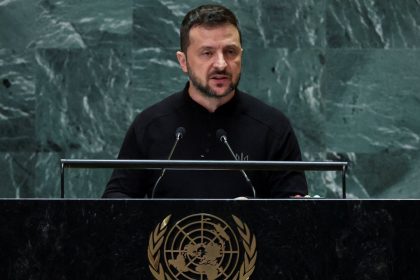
202;51;212;57
225;49;239;57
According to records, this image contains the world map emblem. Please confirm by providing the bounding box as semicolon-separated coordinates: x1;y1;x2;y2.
148;213;257;280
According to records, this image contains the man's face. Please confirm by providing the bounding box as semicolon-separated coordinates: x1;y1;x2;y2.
177;24;242;99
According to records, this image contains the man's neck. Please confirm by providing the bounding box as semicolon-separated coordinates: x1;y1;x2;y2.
188;85;235;113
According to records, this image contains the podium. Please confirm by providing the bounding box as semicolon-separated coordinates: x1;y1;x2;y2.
0;199;419;279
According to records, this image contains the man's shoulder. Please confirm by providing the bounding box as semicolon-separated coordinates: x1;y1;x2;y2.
144;90;184;114
132;90;184;126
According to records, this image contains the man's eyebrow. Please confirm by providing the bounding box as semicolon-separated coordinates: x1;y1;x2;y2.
199;46;215;50
199;44;241;50
224;44;241;49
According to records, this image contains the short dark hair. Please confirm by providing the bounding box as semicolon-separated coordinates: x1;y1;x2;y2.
180;4;242;53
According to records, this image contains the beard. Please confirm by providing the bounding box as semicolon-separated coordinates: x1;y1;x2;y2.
187;64;241;99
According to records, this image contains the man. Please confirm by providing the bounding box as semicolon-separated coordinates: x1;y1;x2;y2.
103;4;308;198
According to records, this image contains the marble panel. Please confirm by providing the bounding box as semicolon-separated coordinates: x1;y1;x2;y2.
0;0;44;50
378;157;420;198
327;0;420;48
131;48;187;110
241;48;325;153
347;152;420;198
133;0;326;48
35;152;111;198
35;0;132;48
323;49;420;198
323;49;420;153
302;152;349;198
0;49;35;151
33;47;132;198
0;152;35;198
133;1;180;48
61;166;111;198
237;0;326;48
299;151;392;199
0;0;132;50
35;47;132;155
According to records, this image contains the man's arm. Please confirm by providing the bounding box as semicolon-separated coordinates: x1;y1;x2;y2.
102;122;151;198
266;123;308;198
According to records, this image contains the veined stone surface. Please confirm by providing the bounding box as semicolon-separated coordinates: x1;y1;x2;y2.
0;0;419;198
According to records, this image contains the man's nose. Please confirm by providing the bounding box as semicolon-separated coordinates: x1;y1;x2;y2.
213;52;227;69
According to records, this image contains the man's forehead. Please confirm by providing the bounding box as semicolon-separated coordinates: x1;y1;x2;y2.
188;24;241;46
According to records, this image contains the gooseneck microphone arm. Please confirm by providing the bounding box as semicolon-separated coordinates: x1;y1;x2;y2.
216;129;257;198
151;127;186;198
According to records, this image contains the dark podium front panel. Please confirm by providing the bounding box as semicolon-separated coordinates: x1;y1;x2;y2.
0;199;419;279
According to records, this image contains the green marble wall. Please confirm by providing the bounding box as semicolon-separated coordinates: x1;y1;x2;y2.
1;0;419;198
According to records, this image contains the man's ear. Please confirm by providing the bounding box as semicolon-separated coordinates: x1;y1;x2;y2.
176;51;188;73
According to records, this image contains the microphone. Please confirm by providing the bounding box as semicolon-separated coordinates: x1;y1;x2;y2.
216;129;256;198
151;127;186;198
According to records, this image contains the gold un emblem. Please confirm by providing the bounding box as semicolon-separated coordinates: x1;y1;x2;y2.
148;213;257;280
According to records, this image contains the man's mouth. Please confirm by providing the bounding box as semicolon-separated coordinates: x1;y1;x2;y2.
210;74;230;80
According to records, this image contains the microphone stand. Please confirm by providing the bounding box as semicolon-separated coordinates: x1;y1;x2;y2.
217;129;257;198
151;127;185;198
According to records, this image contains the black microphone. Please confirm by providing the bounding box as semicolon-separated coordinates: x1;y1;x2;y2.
216;129;256;198
151;127;186;198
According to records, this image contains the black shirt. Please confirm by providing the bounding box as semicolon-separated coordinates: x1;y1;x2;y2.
103;84;308;198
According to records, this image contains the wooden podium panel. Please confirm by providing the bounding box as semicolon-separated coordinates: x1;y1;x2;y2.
0;199;418;279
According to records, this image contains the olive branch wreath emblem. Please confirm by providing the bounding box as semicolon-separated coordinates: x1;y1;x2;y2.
147;214;257;280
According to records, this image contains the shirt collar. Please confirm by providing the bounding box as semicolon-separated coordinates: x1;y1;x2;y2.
182;82;241;115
